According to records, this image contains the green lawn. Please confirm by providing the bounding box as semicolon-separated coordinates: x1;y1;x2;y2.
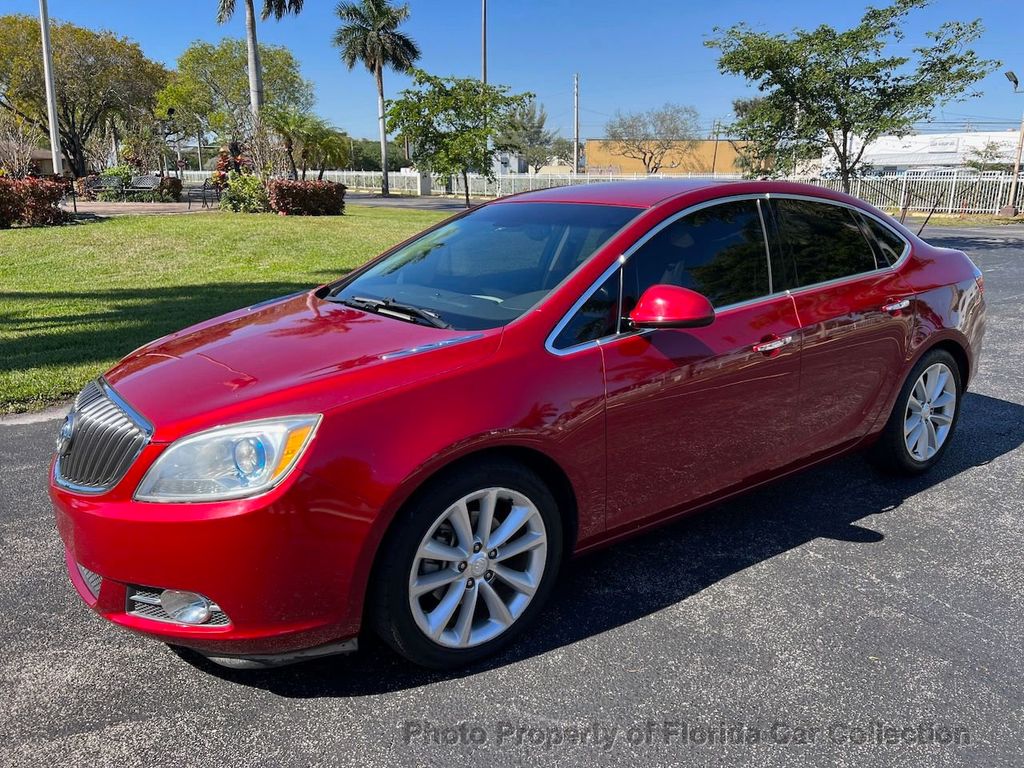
0;208;447;414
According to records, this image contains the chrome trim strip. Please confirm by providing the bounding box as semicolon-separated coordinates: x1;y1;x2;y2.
379;333;485;361
545;191;912;357
755;198;774;295
546;194;770;356
98;377;153;437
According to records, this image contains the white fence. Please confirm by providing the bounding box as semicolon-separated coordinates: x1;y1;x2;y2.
167;169;1023;214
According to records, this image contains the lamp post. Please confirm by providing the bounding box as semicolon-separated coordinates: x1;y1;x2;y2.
38;0;63;176
1001;70;1023;218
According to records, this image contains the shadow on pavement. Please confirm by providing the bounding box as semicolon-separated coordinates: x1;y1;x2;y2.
176;391;1024;698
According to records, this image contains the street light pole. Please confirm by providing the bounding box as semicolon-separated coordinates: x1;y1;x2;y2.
1002;71;1023;217
481;0;487;86
37;0;63;177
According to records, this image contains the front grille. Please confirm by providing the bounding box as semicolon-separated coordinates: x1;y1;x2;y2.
126;586;231;627
76;562;103;598
55;379;152;493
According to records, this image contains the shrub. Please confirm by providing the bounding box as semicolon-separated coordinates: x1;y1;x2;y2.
18;177;68;226
0;177;21;228
101;164;134;186
0;177;67;227
221;171;269;213
75;174;100;201
159;176;183;202
269;180;346;216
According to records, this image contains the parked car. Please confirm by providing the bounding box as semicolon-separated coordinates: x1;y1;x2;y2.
50;180;986;669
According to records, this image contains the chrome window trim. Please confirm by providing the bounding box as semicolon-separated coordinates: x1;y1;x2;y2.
765;192;912;298
546;194;771;356
545;191;912;357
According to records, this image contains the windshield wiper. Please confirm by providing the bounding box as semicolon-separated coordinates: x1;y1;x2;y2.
332;295;452;329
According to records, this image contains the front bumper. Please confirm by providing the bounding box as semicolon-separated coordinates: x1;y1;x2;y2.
51;457;370;658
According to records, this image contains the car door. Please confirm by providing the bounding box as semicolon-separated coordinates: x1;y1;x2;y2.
766;197;915;459
600;198;803;531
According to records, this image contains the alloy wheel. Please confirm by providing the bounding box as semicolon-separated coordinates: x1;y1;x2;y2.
904;362;957;462
408;487;548;649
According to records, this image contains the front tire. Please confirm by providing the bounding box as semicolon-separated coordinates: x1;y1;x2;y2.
870;348;962;474
370;460;563;669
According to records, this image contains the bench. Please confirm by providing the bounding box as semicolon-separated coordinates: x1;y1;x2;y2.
124;175;162;198
86;176;124;198
186;179;221;210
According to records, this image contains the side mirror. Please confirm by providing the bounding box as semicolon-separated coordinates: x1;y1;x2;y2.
628;284;715;329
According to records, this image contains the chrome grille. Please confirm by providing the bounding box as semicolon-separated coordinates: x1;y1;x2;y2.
55;379;152;493
126;586;231;627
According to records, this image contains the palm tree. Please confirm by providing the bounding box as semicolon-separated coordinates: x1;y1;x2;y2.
265;106;315;179
332;0;420;195
216;0;305;116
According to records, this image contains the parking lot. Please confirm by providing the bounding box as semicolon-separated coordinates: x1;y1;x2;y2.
1;224;1022;768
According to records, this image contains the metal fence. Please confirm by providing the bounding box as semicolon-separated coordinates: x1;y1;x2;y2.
167;168;1023;214
786;174;1023;215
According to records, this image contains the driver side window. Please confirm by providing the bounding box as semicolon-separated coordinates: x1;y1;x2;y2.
622;200;771;312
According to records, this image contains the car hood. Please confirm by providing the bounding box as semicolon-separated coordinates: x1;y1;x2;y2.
105;290;498;442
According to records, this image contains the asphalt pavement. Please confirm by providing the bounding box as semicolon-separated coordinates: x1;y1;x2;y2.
1;225;1022;767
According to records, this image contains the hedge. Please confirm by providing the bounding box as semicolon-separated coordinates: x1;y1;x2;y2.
0;177;68;228
269;179;346;216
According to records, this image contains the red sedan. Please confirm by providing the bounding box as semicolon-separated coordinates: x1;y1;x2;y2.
50;180;985;669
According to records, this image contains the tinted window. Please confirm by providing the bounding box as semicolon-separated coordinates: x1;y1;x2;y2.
334;203;639;330
773;199;879;289
552;271;620;349
622;200;770;311
863;216;906;266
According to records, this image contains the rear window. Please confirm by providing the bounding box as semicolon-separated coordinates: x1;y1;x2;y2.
863;215;907;266
772;199;879;289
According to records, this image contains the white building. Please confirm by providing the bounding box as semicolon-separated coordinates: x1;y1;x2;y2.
822;130;1020;174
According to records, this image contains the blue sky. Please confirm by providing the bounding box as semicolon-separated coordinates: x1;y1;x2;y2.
9;0;1024;140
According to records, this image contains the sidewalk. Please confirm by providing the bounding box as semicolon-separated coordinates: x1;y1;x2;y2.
62;200;219;216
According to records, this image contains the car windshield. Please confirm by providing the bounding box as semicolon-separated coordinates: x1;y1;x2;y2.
330;202;640;330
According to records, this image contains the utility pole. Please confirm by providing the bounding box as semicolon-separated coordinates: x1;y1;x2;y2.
1001;71;1023;217
38;0;63;176
573;73;579;175
710;120;720;177
481;0;487;85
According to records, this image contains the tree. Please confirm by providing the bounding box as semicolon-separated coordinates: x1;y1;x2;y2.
602;104;701;174
0;111;42;178
965;140;1011;173
550;136;581;171
300;124;351;179
387;70;531;207
158;38;314;143
216;0;304;116
333;0;420;196
726;96;818;177
499;99;555;173
0;15;167;176
265;105;316;178
706;0;997;191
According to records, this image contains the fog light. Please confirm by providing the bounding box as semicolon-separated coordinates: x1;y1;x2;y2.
160;589;212;625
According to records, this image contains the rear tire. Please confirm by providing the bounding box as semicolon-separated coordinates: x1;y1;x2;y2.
369;459;563;669
870;348;962;475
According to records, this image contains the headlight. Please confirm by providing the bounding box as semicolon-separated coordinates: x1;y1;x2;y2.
135;415;321;502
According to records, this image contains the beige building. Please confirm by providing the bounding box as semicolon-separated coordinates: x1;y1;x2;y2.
584;138;749;175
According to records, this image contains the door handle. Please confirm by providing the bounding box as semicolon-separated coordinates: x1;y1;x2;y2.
881;298;911;314
752;335;794;354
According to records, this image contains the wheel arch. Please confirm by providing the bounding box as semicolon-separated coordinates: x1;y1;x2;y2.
354;443;581;628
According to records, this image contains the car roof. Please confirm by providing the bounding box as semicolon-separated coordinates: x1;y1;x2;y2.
491;178;884;215
494;179;736;208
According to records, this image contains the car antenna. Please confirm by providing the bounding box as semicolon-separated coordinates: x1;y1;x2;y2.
917;198;941;237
